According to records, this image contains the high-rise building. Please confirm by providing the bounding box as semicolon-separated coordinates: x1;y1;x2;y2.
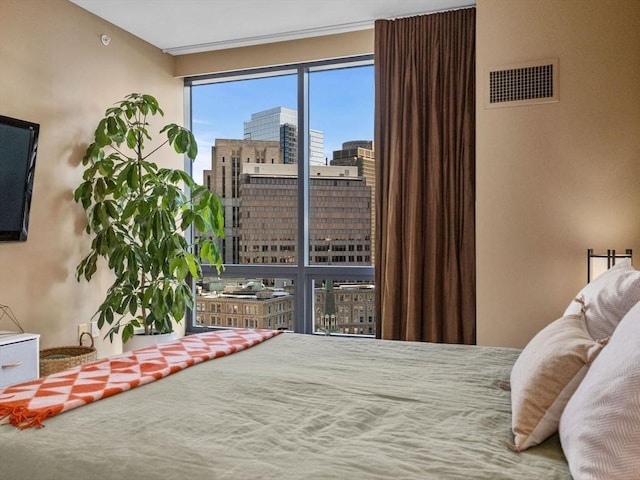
238;163;372;265
279;123;297;166
309;129;325;166
244;107;325;165
331;141;375;263
203;140;372;266
203;139;282;264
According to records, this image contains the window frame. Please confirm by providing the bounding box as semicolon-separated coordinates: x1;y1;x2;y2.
183;54;375;335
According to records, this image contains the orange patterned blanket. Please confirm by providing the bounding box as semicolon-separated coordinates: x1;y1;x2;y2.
0;328;281;429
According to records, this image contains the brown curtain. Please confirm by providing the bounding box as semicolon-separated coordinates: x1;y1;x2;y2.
374;8;476;344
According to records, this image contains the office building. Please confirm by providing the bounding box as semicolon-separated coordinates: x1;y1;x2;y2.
331;141;375;262
244;106;325;165
196;280;294;330
238;163;372;265
203;139;282;264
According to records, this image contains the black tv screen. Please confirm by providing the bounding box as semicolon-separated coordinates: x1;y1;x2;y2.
0;115;39;242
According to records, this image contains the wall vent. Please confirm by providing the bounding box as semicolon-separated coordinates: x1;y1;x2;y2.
486;59;558;108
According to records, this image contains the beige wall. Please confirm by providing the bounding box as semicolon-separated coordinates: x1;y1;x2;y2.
174;30;374;77
0;0;183;357
476;0;640;347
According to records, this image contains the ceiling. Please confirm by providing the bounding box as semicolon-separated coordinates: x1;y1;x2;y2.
68;0;474;55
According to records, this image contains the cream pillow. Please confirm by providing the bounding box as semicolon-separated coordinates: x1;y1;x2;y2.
564;258;640;340
559;301;640;480
510;313;606;451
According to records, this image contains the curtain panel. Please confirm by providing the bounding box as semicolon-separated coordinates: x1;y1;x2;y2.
374;8;476;344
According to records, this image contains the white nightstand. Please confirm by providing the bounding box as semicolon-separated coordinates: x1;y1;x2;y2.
0;332;40;388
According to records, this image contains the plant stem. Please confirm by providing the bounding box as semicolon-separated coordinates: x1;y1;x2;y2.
135;112;150;337
141;139;170;161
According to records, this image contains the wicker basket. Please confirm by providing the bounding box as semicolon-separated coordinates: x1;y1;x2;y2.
39;332;97;377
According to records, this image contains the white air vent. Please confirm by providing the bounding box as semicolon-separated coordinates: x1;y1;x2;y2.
486;59;558;108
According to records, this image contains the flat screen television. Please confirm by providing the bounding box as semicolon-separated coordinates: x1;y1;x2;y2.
0;114;40;242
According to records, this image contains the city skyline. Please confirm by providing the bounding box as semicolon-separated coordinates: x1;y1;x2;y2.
192;65;376;336
202;140;372;266
190;64;374;184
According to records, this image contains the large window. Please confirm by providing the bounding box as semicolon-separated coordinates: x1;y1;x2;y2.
186;56;374;335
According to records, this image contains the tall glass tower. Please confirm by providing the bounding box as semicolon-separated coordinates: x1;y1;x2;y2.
244;107;324;165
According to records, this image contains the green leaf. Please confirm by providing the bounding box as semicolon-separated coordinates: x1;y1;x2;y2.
94;119;110;147
142;287;154;308
128;295;137;316
177;258;190;282
176;170;193;185
179;283;195;309
160;124;178;138
93;203;107;228
151;288;165;322
200;241;211;263
126;129;137;149
95;178;106;201
126;164;139;190
97;159;114;176
106;117;119;135
180;210;194;231
153;212;162;240
169;257;182;277
105;306;114;325
194;215;206;234
73;182;87;203
142;95;163;116
185;253;199;278
172;292;185;321
127;251;138;283
122;323;135;343
104;200;119;220
187;138;198;160
176;130;189;153
84;253;98;281
164;286;174;312
121;200;137;222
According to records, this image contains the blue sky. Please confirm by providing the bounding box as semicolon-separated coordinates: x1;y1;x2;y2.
190;65;374;184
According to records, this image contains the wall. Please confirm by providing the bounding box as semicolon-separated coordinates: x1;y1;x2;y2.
476;0;640;347
174;30;374;77
0;0;183;357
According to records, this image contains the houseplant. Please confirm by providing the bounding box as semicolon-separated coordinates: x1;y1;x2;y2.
74;93;224;344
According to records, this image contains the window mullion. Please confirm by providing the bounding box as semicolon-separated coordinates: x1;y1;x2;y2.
295;65;311;333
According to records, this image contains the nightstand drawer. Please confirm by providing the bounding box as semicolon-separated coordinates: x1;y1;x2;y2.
0;338;39;388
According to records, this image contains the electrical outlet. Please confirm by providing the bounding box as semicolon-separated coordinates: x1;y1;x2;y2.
91;321;99;337
78;323;88;340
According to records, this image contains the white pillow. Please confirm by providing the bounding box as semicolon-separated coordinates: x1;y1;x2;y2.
510;313;605;451
564;258;640;340
559;300;640;480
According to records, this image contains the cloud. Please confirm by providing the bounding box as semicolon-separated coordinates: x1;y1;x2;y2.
192;118;213;126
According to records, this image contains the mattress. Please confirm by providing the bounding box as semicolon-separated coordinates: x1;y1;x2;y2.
0;332;571;480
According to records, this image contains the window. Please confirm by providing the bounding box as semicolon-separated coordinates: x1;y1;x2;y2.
186;56;374;335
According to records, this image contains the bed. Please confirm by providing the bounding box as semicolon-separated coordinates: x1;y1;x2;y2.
0;331;571;480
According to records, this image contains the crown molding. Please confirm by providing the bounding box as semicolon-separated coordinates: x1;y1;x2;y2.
163;19;375;56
